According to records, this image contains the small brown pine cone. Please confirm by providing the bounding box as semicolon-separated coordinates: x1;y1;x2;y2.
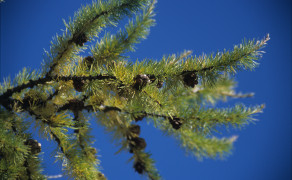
83;56;94;68
182;71;198;88
68;99;84;111
134;161;146;174
74;129;79;134
73;78;85;92
128;125;141;136
168;116;183;130
25;139;41;155
133;74;150;90
129;137;147;151
73;32;88;46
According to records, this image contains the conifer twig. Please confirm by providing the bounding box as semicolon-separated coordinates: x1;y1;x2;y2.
46;0;150;77
0;75;116;104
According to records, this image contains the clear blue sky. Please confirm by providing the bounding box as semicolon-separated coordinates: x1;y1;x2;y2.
1;0;291;179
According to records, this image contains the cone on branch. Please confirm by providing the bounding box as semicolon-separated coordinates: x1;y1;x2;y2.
0;0;269;179
73;78;85;92
129;137;147;153
133;74;150;90
25;139;41;155
72;32;88;46
68;99;84;112
168;116;183;130
83;56;94;68
134;160;146;174
128;125;141;136
182;71;198;88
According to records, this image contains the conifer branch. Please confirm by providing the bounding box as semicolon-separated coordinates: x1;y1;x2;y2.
178;130;238;159
46;89;60;101
49;127;105;179
220;92;254;98
4;95;104;178
95;108;161;179
0;109;44;178
0;34;267;107
113;35;270;88
92;0;156;65
45;0;151;76
0;75;116;105
0;0;269;178
142;90;162;107
190;77;254;105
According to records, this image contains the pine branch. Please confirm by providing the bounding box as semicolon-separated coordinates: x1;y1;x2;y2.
0;74;116;105
190;76;254;105
0;109;44;179
220;92;254;98
2;79;264;137
44;0;151;77
49;126;105;179
178;130;238;159
110;35;270;88
95;106;161;179
1;95;103;179
0;33;268;109
182;104;265;135
91;0;156;66
0;0;270;178
196;34;270;73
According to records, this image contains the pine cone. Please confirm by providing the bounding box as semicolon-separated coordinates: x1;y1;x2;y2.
73;32;88;46
68;99;84;111
73;78;85;92
128;125;141;136
168;116;182;130
134;161;146;174
74;129;79;134
129;137;147;152
133;74;150;90
83;56;94;68
25;139;41;155
182;71;198;88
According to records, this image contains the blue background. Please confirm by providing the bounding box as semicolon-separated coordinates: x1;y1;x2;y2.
1;0;291;179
